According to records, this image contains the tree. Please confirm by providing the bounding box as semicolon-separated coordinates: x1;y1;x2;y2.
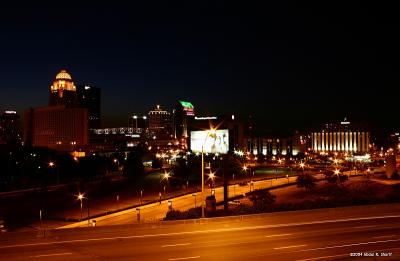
172;158;189;186
123;144;146;183
222;153;244;178
151;157;163;169
325;170;348;184
78;155;109;180
249;189;276;210
296;174;316;191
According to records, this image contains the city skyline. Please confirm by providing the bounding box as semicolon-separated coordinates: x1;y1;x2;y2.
1;2;399;133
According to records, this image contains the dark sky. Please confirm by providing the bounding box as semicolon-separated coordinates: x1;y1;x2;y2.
0;2;399;133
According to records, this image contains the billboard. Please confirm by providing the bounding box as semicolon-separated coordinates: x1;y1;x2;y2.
190;129;229;154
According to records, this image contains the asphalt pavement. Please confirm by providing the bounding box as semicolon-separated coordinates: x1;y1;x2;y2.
1;203;400;260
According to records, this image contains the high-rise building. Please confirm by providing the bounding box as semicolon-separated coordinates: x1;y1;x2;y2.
24;69;89;151
0;110;21;146
77;85;101;129
174;100;195;139
24;106;88;151
49;70;77;107
148;104;171;133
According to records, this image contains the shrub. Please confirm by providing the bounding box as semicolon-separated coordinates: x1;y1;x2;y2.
296;174;316;191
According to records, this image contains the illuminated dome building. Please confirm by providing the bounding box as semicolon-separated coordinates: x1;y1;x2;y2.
49;70;77;107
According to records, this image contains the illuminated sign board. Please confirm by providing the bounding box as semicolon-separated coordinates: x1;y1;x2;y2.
190;130;229;154
195;116;217;120
179;100;194;116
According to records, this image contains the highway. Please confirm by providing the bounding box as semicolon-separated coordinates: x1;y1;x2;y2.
60;175;317;228
1;203;400;260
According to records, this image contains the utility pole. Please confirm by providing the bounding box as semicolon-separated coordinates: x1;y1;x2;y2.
222;156;228;212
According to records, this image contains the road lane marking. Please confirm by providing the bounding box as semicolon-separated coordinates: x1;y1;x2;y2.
265;233;292;238
354;225;377;229
372;235;396;239
162;243;191;248
2;214;400;250
168;256;200;260
298;238;400;252
30;252;72;258
274;244;307;250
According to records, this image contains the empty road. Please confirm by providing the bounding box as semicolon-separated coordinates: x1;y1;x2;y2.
1;203;400;260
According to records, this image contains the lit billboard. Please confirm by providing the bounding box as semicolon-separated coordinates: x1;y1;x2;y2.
190;130;229;154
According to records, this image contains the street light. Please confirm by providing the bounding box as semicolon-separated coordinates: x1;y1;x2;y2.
201;128;217;218
209;172;215;188
299;162;305;175
77;193;84;221
133;115;138;132
48;161;59;184
334;169;340;184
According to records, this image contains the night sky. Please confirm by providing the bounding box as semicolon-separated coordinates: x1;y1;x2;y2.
0;2;399;133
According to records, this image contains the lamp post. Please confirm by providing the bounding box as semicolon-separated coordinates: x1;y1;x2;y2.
233;173;235;197
78;193;84;221
299;162;305;175
201;128;216;218
143;116;147;132
133;115;138;132
192;193;197;208
209;172;215;189
334;169;340;184
48;161;59;185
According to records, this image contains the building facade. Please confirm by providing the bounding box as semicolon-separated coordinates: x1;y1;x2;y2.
310;119;370;153
148;104;171;132
0;110;21;146
174;100;195;139
24;106;88;151
77;85;101;129
246;132;306;156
